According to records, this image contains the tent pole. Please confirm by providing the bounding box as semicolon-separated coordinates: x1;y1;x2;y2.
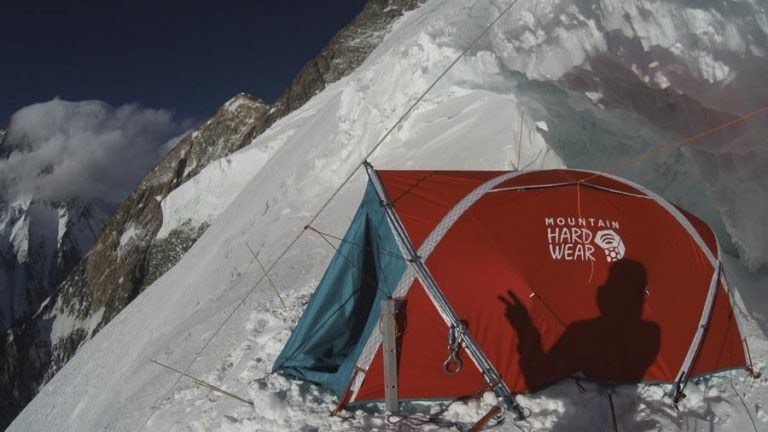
364;163;525;420
381;299;399;413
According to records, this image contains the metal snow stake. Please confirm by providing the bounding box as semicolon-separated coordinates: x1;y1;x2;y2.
149;359;254;408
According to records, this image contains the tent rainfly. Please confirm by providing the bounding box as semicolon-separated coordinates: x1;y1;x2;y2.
273;166;751;415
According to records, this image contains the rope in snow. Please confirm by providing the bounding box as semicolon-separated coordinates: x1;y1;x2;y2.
515;108;524;169
140;2;525;426
149;359;254;407
730;371;760;432
606;389;619;432
139;273;261;430
245;242;286;309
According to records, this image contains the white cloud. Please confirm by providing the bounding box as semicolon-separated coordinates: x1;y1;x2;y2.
0;98;193;202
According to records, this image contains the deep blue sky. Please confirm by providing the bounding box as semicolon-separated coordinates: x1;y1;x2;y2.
0;0;369;124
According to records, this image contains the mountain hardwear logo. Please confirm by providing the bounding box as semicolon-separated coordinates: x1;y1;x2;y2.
545;217;625;262
594;229;625;262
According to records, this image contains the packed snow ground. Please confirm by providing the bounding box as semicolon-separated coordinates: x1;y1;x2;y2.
10;0;768;430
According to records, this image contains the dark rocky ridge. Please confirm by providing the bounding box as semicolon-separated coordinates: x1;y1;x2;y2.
0;0;422;428
0;129;9;160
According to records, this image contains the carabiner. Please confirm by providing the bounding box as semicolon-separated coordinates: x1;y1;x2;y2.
443;324;463;374
443;351;463;374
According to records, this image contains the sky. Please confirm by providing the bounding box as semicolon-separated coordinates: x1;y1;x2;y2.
0;0;369;203
0;0;369;125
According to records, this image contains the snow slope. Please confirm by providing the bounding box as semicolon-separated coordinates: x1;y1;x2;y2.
10;0;768;431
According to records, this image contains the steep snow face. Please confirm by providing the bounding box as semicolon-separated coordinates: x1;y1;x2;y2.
10;0;768;431
156;140;287;239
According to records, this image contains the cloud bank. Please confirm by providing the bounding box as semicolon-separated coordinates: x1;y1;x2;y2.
0;98;193;202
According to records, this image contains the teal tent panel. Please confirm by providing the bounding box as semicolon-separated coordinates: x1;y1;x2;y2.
272;181;406;396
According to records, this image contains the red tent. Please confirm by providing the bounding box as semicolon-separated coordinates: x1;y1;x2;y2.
275;167;750;413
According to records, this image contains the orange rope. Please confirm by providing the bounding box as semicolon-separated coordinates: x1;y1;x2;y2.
575;181;596;284
581;105;768;183
572;104;768;283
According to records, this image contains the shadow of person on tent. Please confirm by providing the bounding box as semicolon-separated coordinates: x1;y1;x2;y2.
500;259;661;429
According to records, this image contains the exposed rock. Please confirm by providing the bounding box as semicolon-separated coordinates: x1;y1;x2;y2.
268;0;423;122
0;128;11;159
72;93;271;323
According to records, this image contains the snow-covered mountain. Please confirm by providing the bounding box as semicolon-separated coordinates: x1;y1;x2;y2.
0;199;113;327
0;0;423;428
9;0;768;431
0;93;270;427
0;99;188;426
1;130;113;329
0;198;113;427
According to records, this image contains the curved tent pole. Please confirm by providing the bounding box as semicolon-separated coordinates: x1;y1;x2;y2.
720;272;761;379
673;262;722;407
587;170;736;406
362;162;526;419
585;170;755;408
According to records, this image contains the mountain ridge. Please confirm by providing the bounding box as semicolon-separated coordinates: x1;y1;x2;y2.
0;0;423;428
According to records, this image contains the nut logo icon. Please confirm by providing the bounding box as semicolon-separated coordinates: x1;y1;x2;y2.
594;230;625;262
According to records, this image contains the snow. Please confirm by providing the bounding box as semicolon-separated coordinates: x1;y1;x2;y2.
1;199;109;326
56;207;69;247
223;94;264;112
119;224;138;248
9;0;768;431
156;133;289;239
9;206;30;261
50;305;105;343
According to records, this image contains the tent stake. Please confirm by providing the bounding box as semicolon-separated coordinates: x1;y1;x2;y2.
607;390;619;432
149;359;254;407
469;405;502;432
381;299;399;414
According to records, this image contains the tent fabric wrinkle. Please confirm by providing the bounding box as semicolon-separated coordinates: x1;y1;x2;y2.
272;168;748;412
